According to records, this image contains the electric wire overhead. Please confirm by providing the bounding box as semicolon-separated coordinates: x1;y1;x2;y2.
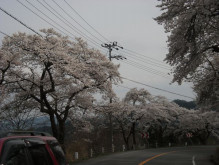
0;6;43;37
119;51;170;70
0;30;10;37
16;0;69;37
50;0;105;43
123;48;170;66
124;60;169;76
63;0;110;42
36;0;101;45
115;84;173;101
120;49;171;69
121;76;194;100
21;0;98;45
16;0;106;53
120;60;170;79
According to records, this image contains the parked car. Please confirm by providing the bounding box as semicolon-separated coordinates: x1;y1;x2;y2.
0;131;66;165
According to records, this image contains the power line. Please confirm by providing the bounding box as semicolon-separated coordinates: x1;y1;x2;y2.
115;84;173;101
121;76;194;99
115;84;132;90
37;0;102;45
123;60;168;78
24;0;99;46
17;0;105;52
120;49;171;69
36;0;100;45
125;59;170;76
49;0;105;44
63;0;110;42
123;48;169;66
16;0;69;37
120;60;170;78
0;30;10;37
119;51;170;70
0;6;43;37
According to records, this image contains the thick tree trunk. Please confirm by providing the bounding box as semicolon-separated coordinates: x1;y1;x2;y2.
122;133;130;150
58;120;65;144
120;125;131;150
132;123;136;145
49;113;66;151
58;120;66;151
49;113;58;138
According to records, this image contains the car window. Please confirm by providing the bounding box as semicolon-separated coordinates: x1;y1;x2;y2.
48;141;66;165
28;145;53;165
3;144;28;165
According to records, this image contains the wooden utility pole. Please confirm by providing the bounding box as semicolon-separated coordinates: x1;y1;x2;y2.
101;42;125;151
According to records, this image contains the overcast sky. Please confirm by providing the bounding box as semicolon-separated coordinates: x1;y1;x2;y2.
0;0;195;101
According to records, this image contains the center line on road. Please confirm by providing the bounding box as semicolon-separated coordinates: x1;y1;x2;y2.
192;156;196;165
138;151;176;165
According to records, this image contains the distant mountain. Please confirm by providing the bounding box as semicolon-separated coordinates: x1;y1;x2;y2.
0;115;51;135
32;116;51;128
173;99;197;110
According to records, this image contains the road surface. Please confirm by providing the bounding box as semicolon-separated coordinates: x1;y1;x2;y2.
72;145;218;165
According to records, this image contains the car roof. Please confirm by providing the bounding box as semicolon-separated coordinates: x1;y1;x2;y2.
0;135;57;143
0;135;57;155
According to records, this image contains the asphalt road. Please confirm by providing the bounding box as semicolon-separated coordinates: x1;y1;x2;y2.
73;145;218;165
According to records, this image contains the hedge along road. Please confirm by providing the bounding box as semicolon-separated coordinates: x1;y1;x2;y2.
72;145;218;165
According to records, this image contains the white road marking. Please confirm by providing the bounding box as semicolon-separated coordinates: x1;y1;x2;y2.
192;156;196;165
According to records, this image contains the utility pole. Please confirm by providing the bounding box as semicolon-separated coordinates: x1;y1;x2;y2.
101;41;125;61
101;41;126;152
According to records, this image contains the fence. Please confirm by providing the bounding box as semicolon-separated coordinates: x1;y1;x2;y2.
69;141;209;162
71;144;128;161
65;131;219;162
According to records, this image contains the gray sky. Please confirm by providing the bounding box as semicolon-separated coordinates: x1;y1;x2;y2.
0;0;195;101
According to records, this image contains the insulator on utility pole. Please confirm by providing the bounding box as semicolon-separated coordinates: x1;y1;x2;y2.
101;41;125;61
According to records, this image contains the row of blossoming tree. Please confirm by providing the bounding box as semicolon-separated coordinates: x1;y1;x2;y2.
96;88;219;150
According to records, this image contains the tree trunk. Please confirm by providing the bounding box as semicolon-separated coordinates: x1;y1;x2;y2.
122;134;130;150
49;113;58;138
120;125;131;150
49;113;66;151
58;120;66;152
132;122;136;147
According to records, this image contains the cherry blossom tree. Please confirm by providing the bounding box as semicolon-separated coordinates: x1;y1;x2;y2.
193;56;219;110
155;0;219;109
123;88;152;148
109;102;136;150
0;29;120;145
150;98;219;145
176;110;219;144
139;96;182;145
0;41;18;85
101;92;218;147
0;40;20;106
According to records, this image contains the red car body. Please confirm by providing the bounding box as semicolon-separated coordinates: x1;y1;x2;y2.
0;134;66;165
